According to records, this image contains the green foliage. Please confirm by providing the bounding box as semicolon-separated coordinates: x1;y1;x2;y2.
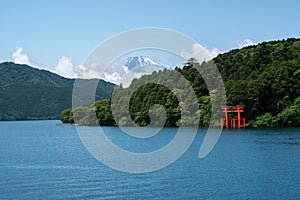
95;99;116;126
110;69;197;127
252;113;274;128
62;38;300;127
0;62;116;120
215;38;300;124
251;97;300;127
273;97;300;127
60;109;74;123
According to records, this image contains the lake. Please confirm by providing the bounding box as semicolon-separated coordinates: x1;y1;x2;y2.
0;120;300;199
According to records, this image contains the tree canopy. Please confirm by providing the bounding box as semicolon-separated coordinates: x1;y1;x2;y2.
61;38;300;127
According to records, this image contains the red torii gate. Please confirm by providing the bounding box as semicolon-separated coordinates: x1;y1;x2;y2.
220;105;246;128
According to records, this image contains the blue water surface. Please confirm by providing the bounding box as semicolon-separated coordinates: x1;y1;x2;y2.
0;120;299;199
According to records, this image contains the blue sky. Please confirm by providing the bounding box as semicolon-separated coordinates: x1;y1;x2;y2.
1;0;300;79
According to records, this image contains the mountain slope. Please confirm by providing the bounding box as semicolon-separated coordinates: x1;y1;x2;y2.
0;62;116;120
214;38;300;118
61;38;300;127
0;62;72;88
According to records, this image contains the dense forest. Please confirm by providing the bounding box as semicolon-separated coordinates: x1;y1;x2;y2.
61;38;300;127
0;62;116;120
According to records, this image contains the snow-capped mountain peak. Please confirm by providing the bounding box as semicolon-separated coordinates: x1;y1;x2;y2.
125;56;163;70
102;56;166;87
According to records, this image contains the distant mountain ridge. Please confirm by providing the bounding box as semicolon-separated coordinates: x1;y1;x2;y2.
0;62;116;120
0;62;72;88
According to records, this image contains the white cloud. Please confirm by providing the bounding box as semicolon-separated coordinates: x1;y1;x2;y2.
117;71;146;87
237;39;255;48
12;47;31;65
101;64;153;87
102;69;142;87
122;66;129;73
53;56;77;78
77;64;100;79
53;58;103;79
10;47;102;79
103;72;122;83
180;43;220;62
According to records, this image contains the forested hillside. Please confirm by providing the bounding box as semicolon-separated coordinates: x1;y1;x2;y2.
61;38;300;127
0;62;116;120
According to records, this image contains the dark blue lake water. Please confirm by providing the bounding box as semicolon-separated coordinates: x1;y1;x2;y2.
0;120;300;199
